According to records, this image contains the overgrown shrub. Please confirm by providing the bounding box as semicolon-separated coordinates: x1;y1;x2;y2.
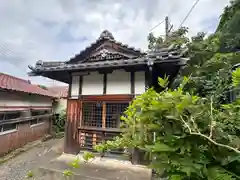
95;76;240;180
53;109;66;134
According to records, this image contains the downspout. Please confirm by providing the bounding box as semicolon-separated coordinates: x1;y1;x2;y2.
147;58;157;175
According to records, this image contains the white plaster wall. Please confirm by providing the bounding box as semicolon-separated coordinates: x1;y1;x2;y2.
0;91;52;107
71;75;79;98
107;70;131;94
135;71;146;95
82;72;103;95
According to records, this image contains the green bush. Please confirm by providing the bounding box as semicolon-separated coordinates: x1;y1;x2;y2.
95;76;240;179
53;109;66;134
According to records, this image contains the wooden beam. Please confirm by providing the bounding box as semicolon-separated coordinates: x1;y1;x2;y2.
92;133;97;146
145;70;149;91
79;100;83;128
72;72;90;76
131;71;135;95
81;95;133;101
68;75;72;98
103;74;107;94
79;76;83;95
102;102;106;128
98;69;113;74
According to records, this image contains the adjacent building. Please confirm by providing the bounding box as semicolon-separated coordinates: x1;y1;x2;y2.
28;30;187;154
48;86;68;114
0;73;56;156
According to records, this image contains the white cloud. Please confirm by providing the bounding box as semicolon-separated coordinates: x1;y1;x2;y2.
0;0;230;86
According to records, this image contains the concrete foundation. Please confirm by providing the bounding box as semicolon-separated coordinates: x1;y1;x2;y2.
35;153;152;180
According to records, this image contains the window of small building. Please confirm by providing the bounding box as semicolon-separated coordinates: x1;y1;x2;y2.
0;111;21;121
0;113;4;121
0;123;17;133
30;109;51;126
30;118;38;126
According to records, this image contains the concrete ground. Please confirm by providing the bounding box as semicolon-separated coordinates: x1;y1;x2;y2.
35;153;152;180
0;138;63;180
0;138;152;180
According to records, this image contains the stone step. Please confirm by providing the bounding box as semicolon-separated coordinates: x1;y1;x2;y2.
35;153;152;180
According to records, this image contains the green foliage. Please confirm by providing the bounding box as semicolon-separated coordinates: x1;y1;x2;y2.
37;85;48;90
68;157;80;169
149;0;240;104
82;151;95;162
147;27;189;50
63;169;73;177
95;77;240;179
53;109;66;133
25;171;34;178
217;0;240;52
232;68;240;87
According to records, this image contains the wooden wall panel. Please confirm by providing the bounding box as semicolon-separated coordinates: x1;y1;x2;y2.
64;99;81;154
0;118;51;156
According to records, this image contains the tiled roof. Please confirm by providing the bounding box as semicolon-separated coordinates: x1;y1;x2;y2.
0;73;57;97
68;30;143;63
47;86;68;98
28;48;187;73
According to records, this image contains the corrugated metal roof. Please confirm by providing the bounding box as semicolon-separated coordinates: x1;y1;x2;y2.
47;86;68;98
0;73;57;97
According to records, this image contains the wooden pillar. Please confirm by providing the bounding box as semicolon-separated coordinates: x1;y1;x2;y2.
92;133;97;146
102;102;106;128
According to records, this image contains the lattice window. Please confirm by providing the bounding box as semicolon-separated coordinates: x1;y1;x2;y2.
106;102;129;128
82;102;102;127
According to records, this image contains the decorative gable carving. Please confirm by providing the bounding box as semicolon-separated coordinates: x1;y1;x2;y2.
69;30;144;64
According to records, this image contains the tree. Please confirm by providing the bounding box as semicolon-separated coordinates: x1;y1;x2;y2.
217;0;240;52
147;0;240;105
147;27;189;50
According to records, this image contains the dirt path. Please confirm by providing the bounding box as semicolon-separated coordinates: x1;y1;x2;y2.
0;138;63;180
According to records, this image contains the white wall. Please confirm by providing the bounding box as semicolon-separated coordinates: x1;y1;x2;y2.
107;70;131;94
0;91;52;107
82;72;103;95
71;75;79;98
135;71;145;95
70;70;146;96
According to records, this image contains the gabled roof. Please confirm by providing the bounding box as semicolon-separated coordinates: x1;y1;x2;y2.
28;30;188;83
47;86;68;98
0;73;56;97
68;30;144;63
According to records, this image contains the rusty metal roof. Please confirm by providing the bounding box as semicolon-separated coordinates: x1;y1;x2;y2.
0;73;57;97
47;86;68;98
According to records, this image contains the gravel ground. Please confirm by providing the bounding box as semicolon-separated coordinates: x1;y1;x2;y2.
0;138;63;180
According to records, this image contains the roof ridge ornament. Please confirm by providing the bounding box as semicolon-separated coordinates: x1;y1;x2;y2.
99;48;109;58
99;30;114;40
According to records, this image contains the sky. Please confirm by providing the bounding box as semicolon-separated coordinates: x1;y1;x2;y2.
0;0;230;86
